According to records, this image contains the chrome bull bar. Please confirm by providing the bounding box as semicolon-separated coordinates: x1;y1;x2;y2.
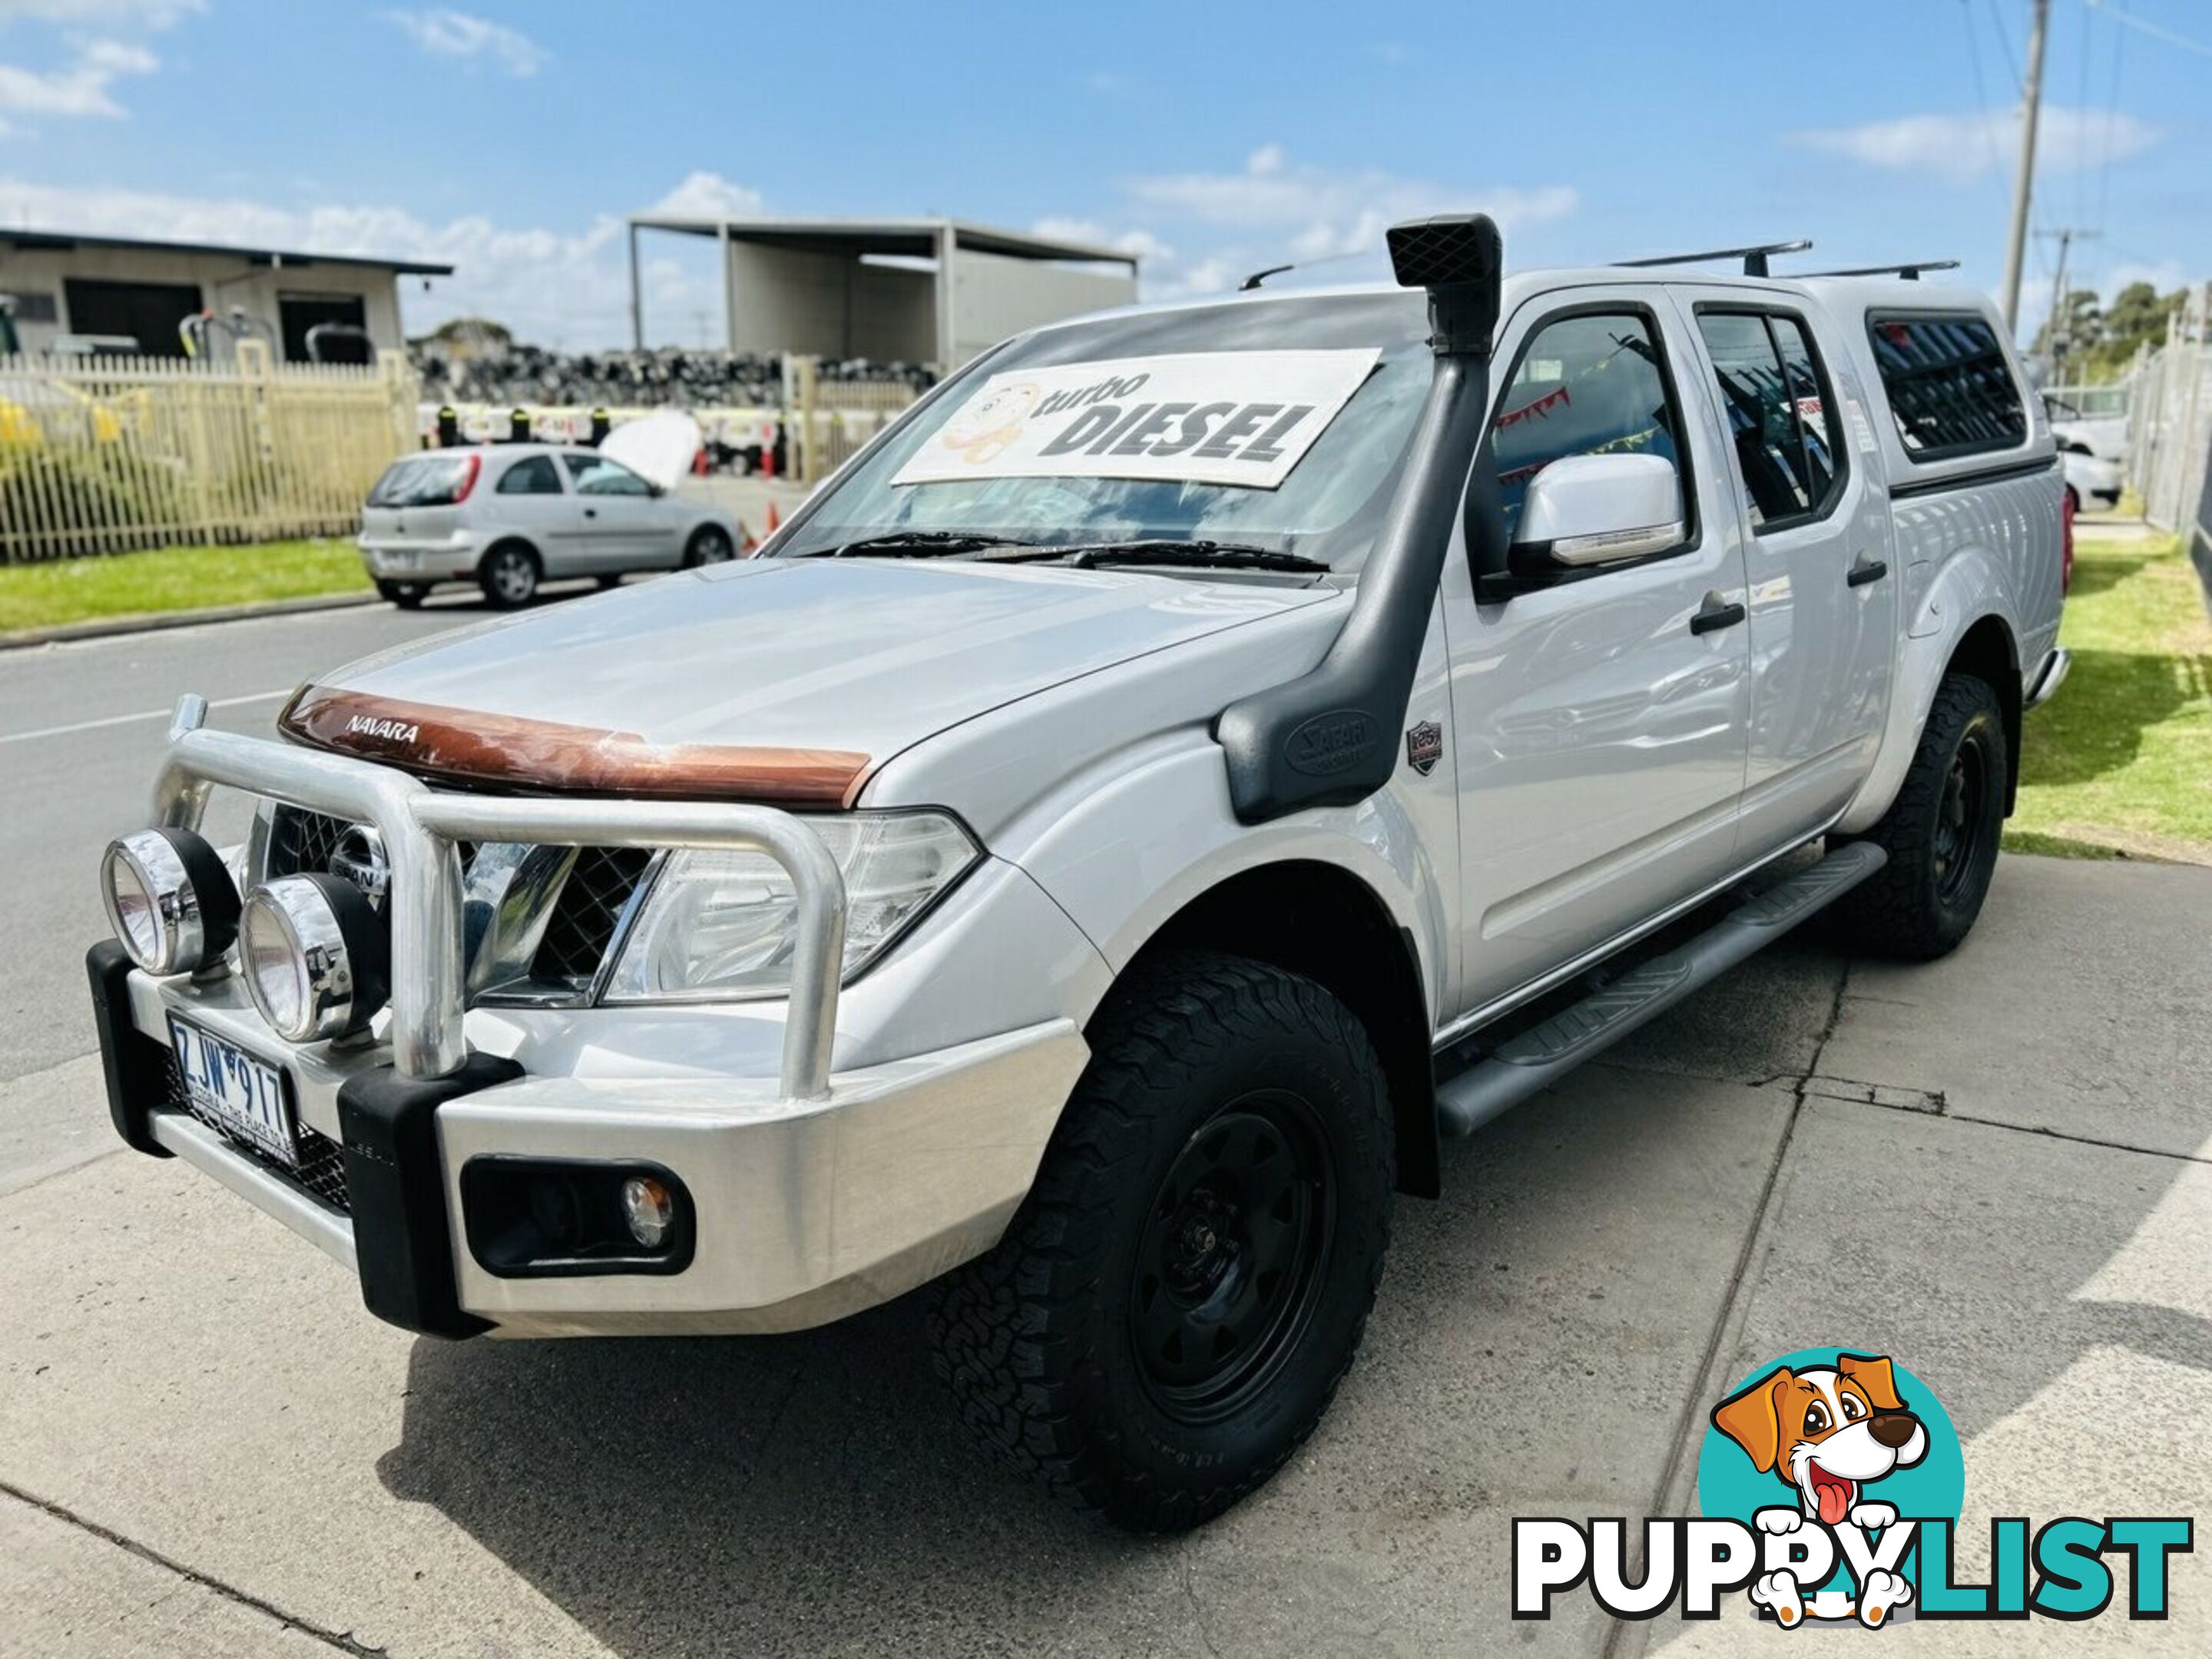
149;694;849;1100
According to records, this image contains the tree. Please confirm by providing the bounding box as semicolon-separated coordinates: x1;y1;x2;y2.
2033;287;2103;367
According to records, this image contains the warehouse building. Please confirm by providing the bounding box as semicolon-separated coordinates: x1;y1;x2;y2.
623;214;1139;369
0;228;452;359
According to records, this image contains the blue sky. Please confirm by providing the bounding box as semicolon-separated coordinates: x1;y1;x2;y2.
0;0;2203;349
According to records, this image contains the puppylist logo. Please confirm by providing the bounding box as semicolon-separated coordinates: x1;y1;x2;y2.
1514;1348;2193;1629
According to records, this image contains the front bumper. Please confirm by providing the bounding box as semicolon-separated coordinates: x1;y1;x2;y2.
91;941;1085;1336
91;700;1088;1338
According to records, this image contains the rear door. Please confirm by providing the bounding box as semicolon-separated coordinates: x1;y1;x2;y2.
1672;293;1896;853
561;452;676;568
1439;287;1754;1018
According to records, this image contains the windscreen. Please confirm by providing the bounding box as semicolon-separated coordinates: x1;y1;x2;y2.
777;293;1432;571
368;452;477;508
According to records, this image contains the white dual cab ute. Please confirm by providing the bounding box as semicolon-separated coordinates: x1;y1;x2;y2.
91;217;2067;1532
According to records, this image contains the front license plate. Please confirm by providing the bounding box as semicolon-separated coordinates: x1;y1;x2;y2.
168;1015;298;1166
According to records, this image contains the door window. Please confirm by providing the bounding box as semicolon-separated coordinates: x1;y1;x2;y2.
1490;310;1687;540
1694;309;1844;530
563;453;654;496
497;455;564;495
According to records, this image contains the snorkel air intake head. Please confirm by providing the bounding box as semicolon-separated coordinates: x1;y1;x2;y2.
1214;214;1502;823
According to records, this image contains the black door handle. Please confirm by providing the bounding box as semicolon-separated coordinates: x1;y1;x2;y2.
1690;598;1747;635
1847;556;1888;588
584;507;598;518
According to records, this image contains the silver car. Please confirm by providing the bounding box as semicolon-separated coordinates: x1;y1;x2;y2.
358;439;744;609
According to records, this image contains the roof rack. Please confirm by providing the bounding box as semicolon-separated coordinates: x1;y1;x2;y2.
1799;260;1960;281
1616;239;1812;278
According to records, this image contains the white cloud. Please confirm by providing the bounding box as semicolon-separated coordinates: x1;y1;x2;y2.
0;173;760;346
648;169;765;220
382;8;546;77
0;32;157;118
1041;145;1577;303
1126;144;1578;236
1790;106;2160;186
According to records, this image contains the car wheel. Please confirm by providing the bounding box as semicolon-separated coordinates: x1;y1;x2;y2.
595;573;624;591
477;543;540;609
1836;673;2008;960
930;950;1394;1533
375;580;428;611
684;525;735;567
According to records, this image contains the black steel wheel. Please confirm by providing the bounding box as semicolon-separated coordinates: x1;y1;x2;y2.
932;950;1393;1533
1131;1094;1334;1426
1837;672;2008;959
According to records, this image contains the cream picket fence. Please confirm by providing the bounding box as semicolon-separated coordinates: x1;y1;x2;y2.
0;341;417;562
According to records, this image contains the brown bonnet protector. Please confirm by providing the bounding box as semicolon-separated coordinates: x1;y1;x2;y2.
278;685;873;808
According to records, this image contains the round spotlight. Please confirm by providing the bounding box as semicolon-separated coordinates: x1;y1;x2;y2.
239;874;390;1043
100;828;240;976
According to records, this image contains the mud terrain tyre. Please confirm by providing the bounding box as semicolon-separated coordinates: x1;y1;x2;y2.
930;951;1394;1533
1837;672;2008;960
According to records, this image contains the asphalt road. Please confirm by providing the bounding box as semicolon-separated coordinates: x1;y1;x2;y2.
1;599;2207;1655
0;591;574;1092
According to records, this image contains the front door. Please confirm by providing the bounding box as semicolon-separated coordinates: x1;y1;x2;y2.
561;452;677;568
1441;287;1754;1019
1670;292;1896;853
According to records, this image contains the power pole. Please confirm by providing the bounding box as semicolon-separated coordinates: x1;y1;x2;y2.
2000;0;2051;335
2037;227;2100;376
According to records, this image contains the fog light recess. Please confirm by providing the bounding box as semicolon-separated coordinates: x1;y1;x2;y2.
461;1158;694;1277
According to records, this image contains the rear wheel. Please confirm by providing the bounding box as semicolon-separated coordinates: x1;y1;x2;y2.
930;951;1393;1533
684;525;736;567
1836;672;2008;959
477;542;540;608
374;580;428;610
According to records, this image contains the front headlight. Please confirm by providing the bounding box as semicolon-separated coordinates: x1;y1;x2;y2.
601;811;980;1003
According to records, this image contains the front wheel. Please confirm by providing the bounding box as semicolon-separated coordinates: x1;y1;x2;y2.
930;951;1394;1533
683;525;736;567
1836;672;2008;959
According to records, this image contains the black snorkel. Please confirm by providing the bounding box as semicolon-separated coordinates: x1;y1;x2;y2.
1214;214;1503;823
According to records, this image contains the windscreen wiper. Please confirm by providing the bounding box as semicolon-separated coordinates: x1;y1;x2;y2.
806;531;1039;558
1041;539;1329;574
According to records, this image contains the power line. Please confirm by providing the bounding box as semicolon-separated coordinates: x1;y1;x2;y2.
2083;0;2212;61
2093;2;2127;237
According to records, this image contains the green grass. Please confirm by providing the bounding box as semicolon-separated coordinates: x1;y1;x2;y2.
0;538;371;635
2008;532;2212;863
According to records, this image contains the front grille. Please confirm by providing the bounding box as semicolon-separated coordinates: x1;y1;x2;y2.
266;803;349;879
531;846;653;988
162;1054;352;1215
263;803;651;997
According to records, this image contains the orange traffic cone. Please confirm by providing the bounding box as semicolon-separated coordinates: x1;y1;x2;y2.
766;502;781;535
739;520;758;554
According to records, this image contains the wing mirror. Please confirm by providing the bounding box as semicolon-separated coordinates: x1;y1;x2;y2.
1488;453;1684;595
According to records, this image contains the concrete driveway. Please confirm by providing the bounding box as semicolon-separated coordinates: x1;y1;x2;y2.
4;850;2207;1655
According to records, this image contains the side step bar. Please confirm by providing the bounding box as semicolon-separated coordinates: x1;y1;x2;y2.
1435;840;1888;1137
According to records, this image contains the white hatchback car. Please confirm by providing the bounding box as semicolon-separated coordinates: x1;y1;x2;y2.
359;417;745;608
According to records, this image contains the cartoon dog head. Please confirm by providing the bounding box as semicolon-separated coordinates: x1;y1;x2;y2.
1711;1353;1928;1527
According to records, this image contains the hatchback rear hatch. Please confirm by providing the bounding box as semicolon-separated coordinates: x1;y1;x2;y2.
361;450;482;544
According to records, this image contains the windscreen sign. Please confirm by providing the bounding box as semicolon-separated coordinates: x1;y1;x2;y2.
889;349;1380;490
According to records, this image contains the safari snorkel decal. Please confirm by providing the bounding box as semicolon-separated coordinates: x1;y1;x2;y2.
888;348;1380;489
